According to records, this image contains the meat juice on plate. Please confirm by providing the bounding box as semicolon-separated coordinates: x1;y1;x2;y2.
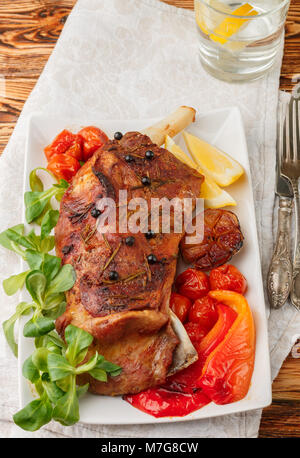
195;0;290;82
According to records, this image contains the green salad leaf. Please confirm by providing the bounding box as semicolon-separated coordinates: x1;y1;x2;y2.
2;302;33;356
13;396;53;432
15;324;122;431
22;356;40;383
23;316;55;338
1;166;122;432
0;224;26;257
52;377;79;426
41;209;59;240
25;179;68;224
3;270;30;296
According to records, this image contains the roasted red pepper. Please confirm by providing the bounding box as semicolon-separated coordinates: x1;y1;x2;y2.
124;303;237;417
125;387;210;418
197;303;237;364
78;126;109;161
197;290;255;404
170;293;192;323
167;303;237;392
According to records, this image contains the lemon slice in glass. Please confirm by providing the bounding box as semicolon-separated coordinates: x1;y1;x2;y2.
183;131;244;187
165;136;236;208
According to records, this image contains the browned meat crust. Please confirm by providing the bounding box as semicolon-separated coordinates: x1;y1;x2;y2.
55;132;203;395
180;209;244;271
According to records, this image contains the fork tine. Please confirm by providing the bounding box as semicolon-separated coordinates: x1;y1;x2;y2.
295;97;300;161
283;100;290;163
278;100;285;169
291;97;298;162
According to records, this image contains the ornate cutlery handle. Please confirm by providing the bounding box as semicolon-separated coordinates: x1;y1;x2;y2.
267;197;293;309
290;179;300;311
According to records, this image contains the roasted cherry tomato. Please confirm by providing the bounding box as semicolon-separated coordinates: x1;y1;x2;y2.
170;293;192;323
188;296;218;332
209;264;247;295
176;268;210;301
184;322;207;346
78;126;109;161
180;209;244;271
167;303;237;392
47;154;81;182
64;135;83;161
44;129;81;161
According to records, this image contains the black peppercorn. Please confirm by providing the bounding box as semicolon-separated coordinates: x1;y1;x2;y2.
125;155;134;163
109;271;119;281
125;236;135;246
145;150;154;160
91;207;101;218
142;176;151;186
114;132;123;140
145;230;155;240
62;245;73;255
147;254;157;264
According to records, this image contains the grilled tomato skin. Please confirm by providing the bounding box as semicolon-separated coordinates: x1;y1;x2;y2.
170;293;192;323
188;295;218;332
180;209;244;271
175;268;210;301
44;129;80;161
184;321;208;346
209;264;247;295
78;126;109;161
47;154;81;182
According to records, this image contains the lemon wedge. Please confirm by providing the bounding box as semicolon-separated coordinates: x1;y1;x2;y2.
182;131;244;187
200;171;236;208
165;135;236;208
165;135;197;169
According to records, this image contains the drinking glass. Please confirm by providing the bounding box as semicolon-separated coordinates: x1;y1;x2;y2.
195;0;290;82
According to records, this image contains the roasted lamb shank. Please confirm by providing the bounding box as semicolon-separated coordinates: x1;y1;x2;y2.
55;107;204;395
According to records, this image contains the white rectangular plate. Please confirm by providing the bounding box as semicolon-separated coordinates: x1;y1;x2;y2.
19;107;272;425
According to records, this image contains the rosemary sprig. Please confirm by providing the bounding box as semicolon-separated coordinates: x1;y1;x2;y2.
110;295;144;300
102;234;112;253
144;254;152;283
81;224;97;244
102;270;146;285
100;242;121;275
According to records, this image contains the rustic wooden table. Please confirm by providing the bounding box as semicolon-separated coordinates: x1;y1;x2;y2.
0;0;299;438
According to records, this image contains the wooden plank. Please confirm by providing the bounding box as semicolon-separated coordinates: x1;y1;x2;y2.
258;400;300;438
0;0;299;438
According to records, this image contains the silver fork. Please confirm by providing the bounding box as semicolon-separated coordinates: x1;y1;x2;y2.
281;95;300;311
267;100;293;309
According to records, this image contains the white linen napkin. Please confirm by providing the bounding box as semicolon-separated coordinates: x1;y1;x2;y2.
1;0;299;438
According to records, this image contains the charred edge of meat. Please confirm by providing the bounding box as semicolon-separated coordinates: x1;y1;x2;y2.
67;202;94;224
92;167;116;199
